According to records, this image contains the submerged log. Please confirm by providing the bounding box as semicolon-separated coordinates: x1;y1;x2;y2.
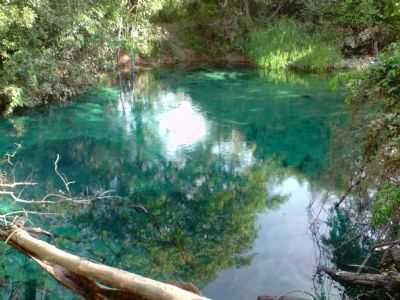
321;267;400;291
3;227;208;300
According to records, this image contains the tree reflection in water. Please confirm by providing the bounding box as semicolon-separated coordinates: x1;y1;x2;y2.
0;69;348;299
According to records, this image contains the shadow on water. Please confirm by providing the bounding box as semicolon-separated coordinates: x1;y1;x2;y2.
0;69;350;299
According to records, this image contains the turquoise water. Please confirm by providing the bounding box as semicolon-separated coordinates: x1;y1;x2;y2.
0;69;348;299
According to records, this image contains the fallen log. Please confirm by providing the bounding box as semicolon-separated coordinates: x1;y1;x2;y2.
257;296;309;300
321;267;400;291
3;227;208;300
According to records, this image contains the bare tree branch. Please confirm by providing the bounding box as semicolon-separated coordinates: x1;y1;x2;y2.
2;227;209;300
54;154;75;194
0;191;55;204
0;182;37;188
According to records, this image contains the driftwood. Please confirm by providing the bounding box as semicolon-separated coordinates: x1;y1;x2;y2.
2;226;208;300
321;267;400;291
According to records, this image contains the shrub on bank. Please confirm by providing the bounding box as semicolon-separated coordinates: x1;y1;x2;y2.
344;42;400;228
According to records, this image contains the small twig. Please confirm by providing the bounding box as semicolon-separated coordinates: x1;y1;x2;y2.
347;264;380;272
373;239;400;250
277;289;315;300
357;252;374;274
334;234;362;251
334;175;363;209
5;228;23;244
25;227;53;238
54;154;74;194
357;224;391;273
0;182;37;188
0;191;55;204
267;2;283;21
40;190;117;203
41;193;91;203
3;144;21;166
308;202;326;227
2;211;58;218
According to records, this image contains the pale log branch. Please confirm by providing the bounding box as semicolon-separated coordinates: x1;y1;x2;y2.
4;227;209;300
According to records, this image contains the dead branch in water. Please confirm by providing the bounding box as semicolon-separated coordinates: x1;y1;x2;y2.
0;226;207;300
0;147;206;299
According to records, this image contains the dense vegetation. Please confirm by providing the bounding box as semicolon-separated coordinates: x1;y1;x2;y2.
1;0;399;114
321;38;400;300
326;41;400;229
344;42;400;230
0;0;134;114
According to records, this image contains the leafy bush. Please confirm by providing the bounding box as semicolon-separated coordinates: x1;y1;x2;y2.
368;43;400;100
372;185;400;227
342;43;400;228
245;19;342;72
321;0;400;29
0;1;131;114
346;42;400;107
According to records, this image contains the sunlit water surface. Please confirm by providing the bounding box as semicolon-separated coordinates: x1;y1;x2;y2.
0;69;348;299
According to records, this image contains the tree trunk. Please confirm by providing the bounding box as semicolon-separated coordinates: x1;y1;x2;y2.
321;267;400;291
4;227;208;300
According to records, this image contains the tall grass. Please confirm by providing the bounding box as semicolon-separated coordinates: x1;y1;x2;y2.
245;19;342;73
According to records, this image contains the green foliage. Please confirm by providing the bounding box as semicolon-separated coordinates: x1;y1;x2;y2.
334;42;400;230
0;0;132;114
372;184;400;226
153;0;186;23
343;42;400;106
2;0;398;105
128;0;169;57
293;45;343;73
175;3;245;56
245;19;342;73
368;42;400;100
347;42;400;151
322;0;400;29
